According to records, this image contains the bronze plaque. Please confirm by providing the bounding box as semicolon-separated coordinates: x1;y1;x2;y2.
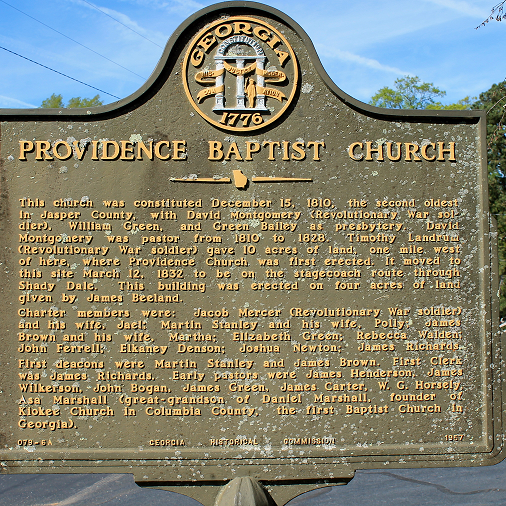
0;1;503;497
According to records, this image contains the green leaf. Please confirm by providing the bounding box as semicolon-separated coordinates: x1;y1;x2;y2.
40;93;65;108
39;94;103;108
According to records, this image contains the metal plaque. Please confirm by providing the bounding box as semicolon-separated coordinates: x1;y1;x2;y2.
0;2;503;504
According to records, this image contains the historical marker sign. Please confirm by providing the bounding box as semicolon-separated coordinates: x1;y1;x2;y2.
0;2;503;505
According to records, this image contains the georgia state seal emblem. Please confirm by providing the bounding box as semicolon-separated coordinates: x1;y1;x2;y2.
183;16;298;132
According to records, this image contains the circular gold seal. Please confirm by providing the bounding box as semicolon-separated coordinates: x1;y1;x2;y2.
183;16;298;132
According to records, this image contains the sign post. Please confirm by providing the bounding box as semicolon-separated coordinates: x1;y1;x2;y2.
0;3;503;505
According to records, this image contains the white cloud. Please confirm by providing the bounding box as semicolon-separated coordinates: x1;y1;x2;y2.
172;0;205;10
0;95;37;108
422;0;488;18
316;46;412;76
69;0;168;46
95;6;155;34
107;0;205;16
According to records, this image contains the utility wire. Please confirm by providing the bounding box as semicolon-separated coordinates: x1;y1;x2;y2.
0;45;120;100
0;0;146;80
79;0;164;49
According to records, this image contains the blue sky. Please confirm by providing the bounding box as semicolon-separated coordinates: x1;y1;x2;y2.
0;0;503;109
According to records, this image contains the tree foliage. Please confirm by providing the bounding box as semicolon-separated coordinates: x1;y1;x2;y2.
40;94;102;108
371;76;506;317
472;81;506;316
369;76;472;110
40;93;65;108
426;96;475;110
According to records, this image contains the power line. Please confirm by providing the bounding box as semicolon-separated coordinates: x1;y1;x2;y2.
0;0;146;80
79;0;164;49
0;45;120;100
